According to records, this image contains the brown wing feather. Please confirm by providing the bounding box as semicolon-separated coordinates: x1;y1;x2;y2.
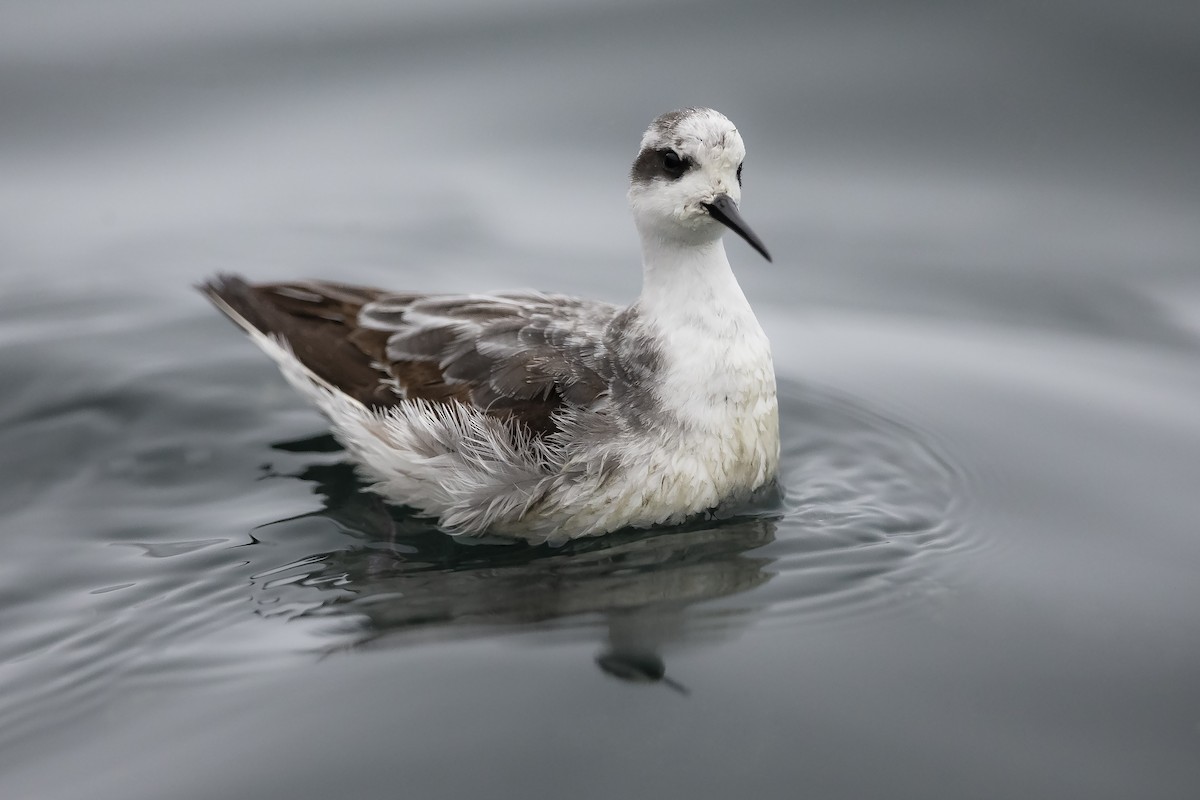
199;275;405;408
199;274;613;437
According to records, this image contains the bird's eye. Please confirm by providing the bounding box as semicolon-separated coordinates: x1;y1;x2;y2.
737;162;743;186
662;150;687;179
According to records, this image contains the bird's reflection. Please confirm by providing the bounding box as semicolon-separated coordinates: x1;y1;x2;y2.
597;608;694;694
254;434;781;691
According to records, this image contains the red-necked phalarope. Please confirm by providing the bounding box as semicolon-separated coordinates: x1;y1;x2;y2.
202;108;779;543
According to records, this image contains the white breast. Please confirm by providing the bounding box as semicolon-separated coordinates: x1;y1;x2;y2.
637;292;780;513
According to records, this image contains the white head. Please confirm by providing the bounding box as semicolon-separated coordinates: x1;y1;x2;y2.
628;107;771;261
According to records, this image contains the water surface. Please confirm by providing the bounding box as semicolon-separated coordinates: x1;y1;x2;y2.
2;2;1200;798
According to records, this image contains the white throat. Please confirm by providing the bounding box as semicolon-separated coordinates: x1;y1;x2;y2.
636;234;756;332
634;228;775;412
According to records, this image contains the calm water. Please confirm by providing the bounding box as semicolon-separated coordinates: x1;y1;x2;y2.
3;2;1200;798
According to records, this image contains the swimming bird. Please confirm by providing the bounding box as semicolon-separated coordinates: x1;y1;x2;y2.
201;107;779;543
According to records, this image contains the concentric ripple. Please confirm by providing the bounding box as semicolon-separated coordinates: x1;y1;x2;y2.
755;380;972;621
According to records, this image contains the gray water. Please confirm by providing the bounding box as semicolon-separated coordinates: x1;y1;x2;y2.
3;2;1200;798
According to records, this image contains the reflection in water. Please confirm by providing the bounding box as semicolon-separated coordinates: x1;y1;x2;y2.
597;610;694;694
250;382;965;687
256;435;778;686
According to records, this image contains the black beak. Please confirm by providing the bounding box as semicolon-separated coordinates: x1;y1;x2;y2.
703;194;772;262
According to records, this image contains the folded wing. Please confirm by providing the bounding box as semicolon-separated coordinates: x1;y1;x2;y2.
200;275;621;437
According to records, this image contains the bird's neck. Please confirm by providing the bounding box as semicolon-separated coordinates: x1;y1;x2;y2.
636;235;755;328
633;232;772;412
632;232;778;470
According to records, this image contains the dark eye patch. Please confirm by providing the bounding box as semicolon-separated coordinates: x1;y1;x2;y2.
629;147;694;184
737;162;743;186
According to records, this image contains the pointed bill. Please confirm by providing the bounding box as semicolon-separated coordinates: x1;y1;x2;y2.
703;194;772;262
